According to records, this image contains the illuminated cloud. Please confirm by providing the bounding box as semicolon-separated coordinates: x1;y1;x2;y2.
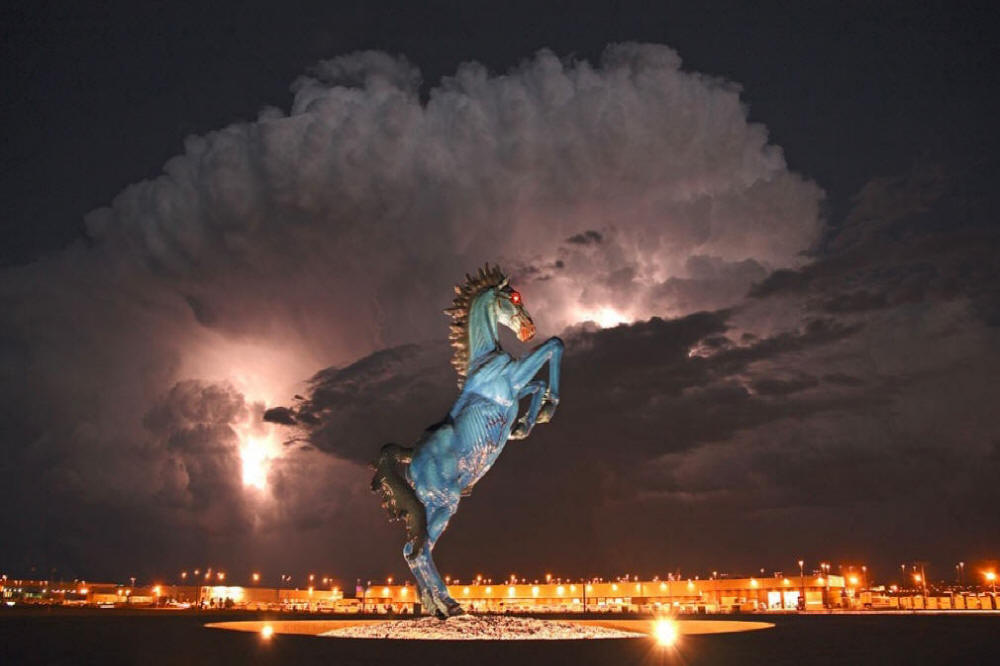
0;43;838;577
79;43;823;345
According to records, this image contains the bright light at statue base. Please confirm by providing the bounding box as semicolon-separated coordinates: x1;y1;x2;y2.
653;619;678;647
260;624;274;640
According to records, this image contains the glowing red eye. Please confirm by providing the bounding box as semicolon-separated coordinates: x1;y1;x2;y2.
510;291;521;305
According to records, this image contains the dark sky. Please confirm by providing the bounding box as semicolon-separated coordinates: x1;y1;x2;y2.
1;1;998;585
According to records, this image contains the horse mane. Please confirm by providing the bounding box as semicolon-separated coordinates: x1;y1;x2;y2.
443;263;508;388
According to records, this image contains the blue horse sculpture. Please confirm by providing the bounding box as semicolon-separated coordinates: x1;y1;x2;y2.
372;264;563;618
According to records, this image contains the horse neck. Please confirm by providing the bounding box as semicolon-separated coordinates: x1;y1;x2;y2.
467;290;499;368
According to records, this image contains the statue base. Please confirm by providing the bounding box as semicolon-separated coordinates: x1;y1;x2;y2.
320;615;643;640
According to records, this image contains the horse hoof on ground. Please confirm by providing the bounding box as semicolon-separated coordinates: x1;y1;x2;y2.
446;601;465;617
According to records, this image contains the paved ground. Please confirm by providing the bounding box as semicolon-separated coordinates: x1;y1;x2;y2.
2;607;999;665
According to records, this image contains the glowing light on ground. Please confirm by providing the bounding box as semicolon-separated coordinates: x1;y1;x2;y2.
653;619;679;647
260;624;274;640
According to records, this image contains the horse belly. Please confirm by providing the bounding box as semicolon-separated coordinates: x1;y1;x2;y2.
454;402;513;488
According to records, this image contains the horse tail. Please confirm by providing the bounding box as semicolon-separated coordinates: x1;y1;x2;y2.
370;444;427;557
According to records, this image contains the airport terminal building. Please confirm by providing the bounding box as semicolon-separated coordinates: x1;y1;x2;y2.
363;574;850;613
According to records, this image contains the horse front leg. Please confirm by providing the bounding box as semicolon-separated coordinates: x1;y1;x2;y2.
511;336;563;423
509;380;546;440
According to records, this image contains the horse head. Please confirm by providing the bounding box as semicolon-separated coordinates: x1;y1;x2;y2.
492;276;536;342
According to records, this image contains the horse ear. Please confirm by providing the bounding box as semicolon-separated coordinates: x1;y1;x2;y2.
498;276;509;288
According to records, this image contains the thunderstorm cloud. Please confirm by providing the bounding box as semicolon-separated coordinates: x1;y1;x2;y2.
1;43;996;580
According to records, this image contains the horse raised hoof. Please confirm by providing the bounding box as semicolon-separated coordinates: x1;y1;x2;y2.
536;393;559;424
508;413;532;440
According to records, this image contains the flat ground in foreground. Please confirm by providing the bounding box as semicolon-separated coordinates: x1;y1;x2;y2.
2;607;998;665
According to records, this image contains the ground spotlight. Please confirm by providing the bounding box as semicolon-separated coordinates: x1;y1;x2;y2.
653;619;678;647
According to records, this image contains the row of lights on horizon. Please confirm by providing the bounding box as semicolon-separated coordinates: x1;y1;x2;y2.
46;559;994;591
161;562;998;594
371;562;861;588
174;569;338;588
85;565;1000;601
366;560;998;591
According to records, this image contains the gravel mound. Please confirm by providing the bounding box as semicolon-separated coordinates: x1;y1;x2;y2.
321;615;645;640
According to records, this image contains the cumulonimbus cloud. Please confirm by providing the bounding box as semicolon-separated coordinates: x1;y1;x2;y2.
0;43;825;575
81;43;823;348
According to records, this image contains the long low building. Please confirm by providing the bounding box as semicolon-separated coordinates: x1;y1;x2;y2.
196;584;346;610
0;579;349;611
362;575;849;613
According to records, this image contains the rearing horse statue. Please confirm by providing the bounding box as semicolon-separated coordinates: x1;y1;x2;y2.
371;264;563;618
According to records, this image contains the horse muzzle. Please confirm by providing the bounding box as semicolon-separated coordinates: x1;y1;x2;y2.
518;319;536;342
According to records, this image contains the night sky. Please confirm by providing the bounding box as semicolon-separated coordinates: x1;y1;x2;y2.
2;1;998;586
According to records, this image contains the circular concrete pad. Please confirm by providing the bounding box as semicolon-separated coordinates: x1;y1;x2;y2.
206;617;774;640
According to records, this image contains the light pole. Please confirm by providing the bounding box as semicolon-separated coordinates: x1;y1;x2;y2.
798;560;805;612
986;572;996;595
820;563;830;608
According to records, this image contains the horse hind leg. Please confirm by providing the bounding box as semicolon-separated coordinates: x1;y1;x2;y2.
371;444;441;613
370;443;428;555
402;542;435;613
411;503;463;618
